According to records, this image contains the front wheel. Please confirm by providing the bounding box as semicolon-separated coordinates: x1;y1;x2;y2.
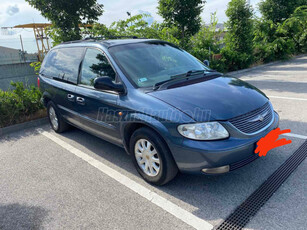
130;127;178;185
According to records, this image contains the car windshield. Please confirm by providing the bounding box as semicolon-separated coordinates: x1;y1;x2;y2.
109;42;211;88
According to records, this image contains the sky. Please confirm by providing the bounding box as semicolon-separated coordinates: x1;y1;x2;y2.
0;0;261;53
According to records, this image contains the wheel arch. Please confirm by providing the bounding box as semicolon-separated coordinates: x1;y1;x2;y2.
42;91;53;107
121;114;171;156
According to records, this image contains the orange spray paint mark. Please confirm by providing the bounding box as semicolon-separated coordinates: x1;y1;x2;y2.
255;128;292;157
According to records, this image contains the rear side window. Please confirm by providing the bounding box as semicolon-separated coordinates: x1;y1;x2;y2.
80;48;116;86
41;47;84;84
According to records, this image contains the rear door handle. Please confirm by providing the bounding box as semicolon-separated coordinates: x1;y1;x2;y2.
67;94;75;101
76;97;85;105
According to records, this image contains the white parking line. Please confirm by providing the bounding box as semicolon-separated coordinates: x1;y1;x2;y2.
268;95;307;101
38;129;213;230
282;133;307;140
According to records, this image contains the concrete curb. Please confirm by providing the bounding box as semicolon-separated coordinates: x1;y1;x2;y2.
227;61;281;76
227;54;307;76
0;117;48;137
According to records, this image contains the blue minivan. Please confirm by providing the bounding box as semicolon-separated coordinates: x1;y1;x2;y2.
39;39;279;185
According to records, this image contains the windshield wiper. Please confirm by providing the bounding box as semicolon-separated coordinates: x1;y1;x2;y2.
153;70;205;90
170;69;205;79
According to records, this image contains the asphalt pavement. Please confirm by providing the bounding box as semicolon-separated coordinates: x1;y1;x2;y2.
0;55;306;230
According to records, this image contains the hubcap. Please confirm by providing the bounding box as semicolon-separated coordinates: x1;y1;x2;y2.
134;139;160;177
49;106;59;130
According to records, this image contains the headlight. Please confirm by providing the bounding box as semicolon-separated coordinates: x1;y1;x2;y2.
177;122;229;140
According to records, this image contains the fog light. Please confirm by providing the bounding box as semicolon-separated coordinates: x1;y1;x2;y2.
202;165;230;174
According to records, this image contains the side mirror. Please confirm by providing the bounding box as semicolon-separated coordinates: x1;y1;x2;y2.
94;77;125;94
203;60;210;67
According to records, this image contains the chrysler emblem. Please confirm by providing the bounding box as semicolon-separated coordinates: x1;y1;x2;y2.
248;111;268;122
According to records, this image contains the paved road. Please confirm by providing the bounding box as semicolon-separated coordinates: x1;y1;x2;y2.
0;55;306;230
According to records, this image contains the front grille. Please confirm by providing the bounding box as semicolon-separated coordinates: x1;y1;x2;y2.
229;102;273;134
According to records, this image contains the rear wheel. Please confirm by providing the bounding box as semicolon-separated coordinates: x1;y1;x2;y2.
47;101;69;133
130;127;178;185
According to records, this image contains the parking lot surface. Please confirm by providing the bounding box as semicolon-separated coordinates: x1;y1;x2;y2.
0;55;306;229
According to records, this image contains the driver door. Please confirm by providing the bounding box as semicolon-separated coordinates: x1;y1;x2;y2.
74;48;122;146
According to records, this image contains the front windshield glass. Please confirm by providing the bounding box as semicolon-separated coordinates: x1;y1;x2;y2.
109;42;211;88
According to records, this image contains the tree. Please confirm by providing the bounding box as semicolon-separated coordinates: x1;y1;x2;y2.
25;0;103;42
222;0;254;70
253;18;295;62
106;14;160;39
158;0;205;45
225;0;254;55
253;5;307;62
282;6;307;53
190;12;223;61
91;14;180;46
259;0;307;24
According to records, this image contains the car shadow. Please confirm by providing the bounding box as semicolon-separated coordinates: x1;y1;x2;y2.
0;128;42;143
53;118;305;225
0;203;48;230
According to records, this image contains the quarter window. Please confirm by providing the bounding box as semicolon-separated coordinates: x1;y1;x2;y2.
80;49;116;86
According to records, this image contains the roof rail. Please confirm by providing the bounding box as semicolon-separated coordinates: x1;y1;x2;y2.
60;40;85;44
60;35;148;45
84;35;141;40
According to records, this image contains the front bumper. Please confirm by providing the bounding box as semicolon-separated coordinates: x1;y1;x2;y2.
169;111;279;174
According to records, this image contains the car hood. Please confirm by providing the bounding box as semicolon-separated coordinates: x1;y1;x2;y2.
148;76;269;121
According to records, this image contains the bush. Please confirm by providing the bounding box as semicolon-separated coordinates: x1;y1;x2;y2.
220;47;253;71
29;61;41;75
254;37;295;63
281;6;307;54
253;19;296;63
0;82;44;128
209;59;227;73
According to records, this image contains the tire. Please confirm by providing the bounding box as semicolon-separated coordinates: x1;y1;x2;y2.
130;127;178;185
47;101;70;133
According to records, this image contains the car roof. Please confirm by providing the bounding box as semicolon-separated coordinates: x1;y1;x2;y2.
60;38;161;48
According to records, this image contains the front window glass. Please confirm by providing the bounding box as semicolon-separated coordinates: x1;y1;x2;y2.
109;42;210;88
80;48;116;86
